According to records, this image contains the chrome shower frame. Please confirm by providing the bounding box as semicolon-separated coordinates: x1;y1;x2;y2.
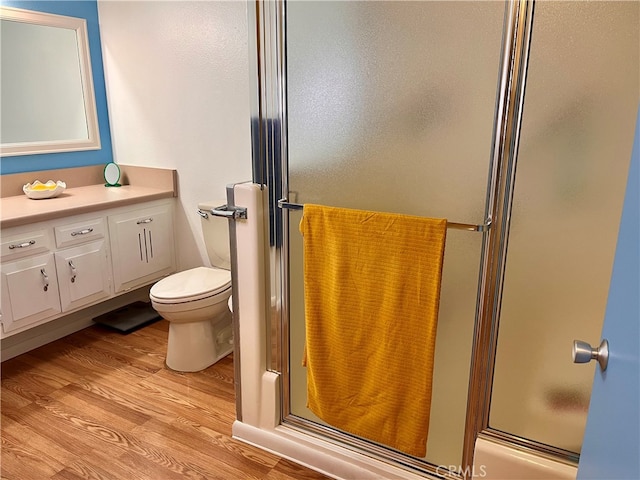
246;0;578;477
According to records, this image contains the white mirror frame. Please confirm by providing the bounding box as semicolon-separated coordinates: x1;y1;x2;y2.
0;6;100;157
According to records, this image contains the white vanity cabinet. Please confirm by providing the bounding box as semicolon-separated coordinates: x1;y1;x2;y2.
0;230;61;334
108;203;175;293
0;199;176;339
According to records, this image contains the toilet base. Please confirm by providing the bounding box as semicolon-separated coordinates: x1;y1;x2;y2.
165;313;233;372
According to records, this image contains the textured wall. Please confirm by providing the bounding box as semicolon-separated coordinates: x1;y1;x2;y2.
97;0;253;271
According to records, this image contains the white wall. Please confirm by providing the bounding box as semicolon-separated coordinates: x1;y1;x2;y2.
97;0;253;270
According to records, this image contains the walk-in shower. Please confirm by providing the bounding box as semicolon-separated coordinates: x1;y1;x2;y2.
231;1;639;478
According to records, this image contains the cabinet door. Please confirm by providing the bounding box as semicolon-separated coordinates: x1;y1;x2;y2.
55;240;112;312
0;253;61;334
109;204;175;292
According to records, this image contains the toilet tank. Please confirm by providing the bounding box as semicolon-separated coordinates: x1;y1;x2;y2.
198;200;231;270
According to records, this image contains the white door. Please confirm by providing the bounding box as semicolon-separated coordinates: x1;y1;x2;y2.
108;204;175;292
0;252;61;333
578;111;639;478
55;240;112;312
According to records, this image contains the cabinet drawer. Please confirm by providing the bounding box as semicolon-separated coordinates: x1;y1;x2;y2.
1;230;51;261
55;217;106;248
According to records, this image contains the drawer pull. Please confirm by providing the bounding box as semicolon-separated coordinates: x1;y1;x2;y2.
71;228;94;236
137;218;153;225
9;240;36;249
41;268;49;292
69;260;77;283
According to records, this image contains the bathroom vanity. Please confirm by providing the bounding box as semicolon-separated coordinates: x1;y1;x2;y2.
0;165;177;359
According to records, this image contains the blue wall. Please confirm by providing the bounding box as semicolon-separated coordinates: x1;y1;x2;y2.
1;0;113;174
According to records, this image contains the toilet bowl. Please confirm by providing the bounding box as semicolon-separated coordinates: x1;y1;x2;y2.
150;266;233;371
150;200;234;372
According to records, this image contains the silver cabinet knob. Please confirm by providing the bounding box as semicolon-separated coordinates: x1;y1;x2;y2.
573;339;609;371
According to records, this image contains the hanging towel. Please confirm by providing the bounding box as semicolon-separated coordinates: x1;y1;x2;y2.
300;204;447;457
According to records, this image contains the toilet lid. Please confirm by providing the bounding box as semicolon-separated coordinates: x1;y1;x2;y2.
150;266;231;303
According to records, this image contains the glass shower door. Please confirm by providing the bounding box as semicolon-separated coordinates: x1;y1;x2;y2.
285;1;505;468
489;0;639;455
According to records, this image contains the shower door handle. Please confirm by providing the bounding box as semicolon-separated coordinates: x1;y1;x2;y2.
572;339;609;371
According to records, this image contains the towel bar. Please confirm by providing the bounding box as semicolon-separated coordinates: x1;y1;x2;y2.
277;199;491;232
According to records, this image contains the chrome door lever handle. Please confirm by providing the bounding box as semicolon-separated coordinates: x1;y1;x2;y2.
573;339;609;371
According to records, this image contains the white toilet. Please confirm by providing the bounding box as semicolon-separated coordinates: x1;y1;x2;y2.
149;200;233;372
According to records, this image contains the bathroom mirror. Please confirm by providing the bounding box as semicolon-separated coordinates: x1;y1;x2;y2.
0;6;100;156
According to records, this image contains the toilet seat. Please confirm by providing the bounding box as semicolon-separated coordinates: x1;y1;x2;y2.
150;266;231;304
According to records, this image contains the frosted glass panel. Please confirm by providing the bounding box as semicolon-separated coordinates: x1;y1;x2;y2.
286;1;504;466
490;1;639;453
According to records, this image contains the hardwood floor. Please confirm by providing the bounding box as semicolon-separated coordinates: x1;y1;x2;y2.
1;320;331;480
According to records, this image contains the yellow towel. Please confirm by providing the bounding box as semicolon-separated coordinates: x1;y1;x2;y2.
300;204;447;457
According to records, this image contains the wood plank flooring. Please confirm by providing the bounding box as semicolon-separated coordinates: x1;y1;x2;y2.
1;320;331;480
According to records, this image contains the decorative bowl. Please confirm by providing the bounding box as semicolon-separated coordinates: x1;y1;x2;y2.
23;180;66;199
